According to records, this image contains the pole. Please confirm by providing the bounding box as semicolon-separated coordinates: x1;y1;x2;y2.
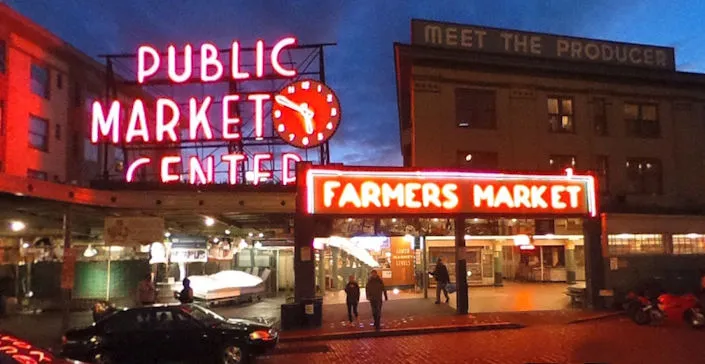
421;236;428;299
60;206;72;334
106;247;112;302
454;216;469;314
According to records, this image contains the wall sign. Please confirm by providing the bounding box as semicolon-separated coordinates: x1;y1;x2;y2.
90;38;342;186
301;166;597;217
411;19;676;70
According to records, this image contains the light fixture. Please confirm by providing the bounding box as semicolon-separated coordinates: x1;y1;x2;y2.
21;242;30;249
238;240;248;249
83;245;98;258
213;237;220;243
473;218;479;222
513;234;531;246
248;232;254;237
10;221;26;232
433;218;439;222
392;288;400;295
224;229;231;235
258;232;264;238
392;218;397;223
385;252;392;258
254;241;263;249
204;217;215;226
465;153;473;162
164;232;171;238
347;218;353;222
511;219;517;223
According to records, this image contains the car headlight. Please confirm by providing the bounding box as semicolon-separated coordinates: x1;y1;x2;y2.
249;330;275;341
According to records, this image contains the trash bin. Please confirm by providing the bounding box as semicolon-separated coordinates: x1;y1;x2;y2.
302;297;323;328
280;302;303;331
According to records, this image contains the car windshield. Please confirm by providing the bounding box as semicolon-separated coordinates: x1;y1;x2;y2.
180;304;225;323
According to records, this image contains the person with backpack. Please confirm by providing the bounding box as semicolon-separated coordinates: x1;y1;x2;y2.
178;278;194;304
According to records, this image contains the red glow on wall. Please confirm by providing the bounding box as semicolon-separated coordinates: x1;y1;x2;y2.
303;168;597;217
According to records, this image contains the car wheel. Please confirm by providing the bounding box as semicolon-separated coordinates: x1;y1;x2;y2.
94;352;115;364
632;308;651;325
222;344;247;364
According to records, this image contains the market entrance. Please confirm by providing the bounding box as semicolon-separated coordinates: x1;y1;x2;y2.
292;164;604;316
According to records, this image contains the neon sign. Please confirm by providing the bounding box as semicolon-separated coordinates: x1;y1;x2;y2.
91;38;342;186
0;334;54;363
302;167;597;216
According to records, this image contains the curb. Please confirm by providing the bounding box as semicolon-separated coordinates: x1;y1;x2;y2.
279;322;525;342
566;311;625;324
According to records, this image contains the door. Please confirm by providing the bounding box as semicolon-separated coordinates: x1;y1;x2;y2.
159;307;212;362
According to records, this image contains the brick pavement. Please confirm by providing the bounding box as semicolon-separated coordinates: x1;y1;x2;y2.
260;316;705;364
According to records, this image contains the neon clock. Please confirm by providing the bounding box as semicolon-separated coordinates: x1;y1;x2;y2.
272;79;341;149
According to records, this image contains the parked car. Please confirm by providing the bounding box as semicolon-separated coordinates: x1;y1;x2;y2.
0;330;89;363
60;303;278;364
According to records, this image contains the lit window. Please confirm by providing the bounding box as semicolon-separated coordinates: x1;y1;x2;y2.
607;234;664;255
625;103;659;138
30;63;50;99
626;158;662;195
548;97;574;133
455;88;496;129
593;98;608;136
28;115;49;151
84;138;99;162
548;155;576;170
673;234;705;255
27;169;48;181
457;151;498;170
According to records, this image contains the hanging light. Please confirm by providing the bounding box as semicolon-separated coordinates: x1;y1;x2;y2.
224;229;231;235
164;231;171;238
213;237;220;243
204;217;215;226
254;241;263;249
83;245;98;258
10;221;26;232
238;240;248;249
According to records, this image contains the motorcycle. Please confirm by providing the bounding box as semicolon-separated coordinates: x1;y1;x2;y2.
624;291;705;328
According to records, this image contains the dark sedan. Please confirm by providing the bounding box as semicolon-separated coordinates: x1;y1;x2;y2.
60;304;278;364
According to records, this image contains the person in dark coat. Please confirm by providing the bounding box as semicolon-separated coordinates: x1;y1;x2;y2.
178;278;194;304
344;275;360;323
366;270;388;330
429;257;450;304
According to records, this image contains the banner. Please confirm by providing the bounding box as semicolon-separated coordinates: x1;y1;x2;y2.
104;216;165;247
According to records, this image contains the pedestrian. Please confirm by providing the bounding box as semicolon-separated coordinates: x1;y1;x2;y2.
429;257;450;304
365;270;388;330
137;273;156;306
344;275;360;323
178;278;194;304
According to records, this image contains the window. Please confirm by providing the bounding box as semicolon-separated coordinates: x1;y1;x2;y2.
673;234;705;255
457;151;498;170
548;155;576;170
84;138;99;162
26;169;48;181
607;234;664;255
0;101;4;136
28;115;49;151
0;40;5;73
455;89;496;129
103;311;145;333
56;73;63;89
30;63;50;99
114;147;125;172
594;155;609;194
547;97;574;133
593;98;607;136
73;83;82;107
626;158;662;195
55;124;61;141
625;103;659;138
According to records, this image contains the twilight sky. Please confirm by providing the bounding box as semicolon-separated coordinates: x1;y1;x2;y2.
6;0;705;166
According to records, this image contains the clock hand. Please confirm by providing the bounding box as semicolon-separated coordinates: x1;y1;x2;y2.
274;95;306;114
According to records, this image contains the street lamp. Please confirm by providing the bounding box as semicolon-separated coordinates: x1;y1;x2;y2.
10;221;26;232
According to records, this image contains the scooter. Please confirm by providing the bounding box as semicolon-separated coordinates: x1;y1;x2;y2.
625;291;705;328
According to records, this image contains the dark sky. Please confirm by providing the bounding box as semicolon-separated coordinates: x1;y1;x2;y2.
6;0;705;166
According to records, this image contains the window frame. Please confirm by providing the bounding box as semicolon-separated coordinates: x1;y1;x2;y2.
624;102;660;138
548;154;577;171
454;88;497;129
30;62;51;99
547;96;575;133
84;138;99;162
28;114;49;152
625;158;663;195
593;97;608;136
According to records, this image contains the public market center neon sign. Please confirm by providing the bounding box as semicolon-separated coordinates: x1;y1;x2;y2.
302;167;597;217
90;37;341;185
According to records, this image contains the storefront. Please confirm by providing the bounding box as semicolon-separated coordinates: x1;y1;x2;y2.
291;163;603;319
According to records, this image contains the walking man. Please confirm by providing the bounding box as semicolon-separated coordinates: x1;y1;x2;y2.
430;257;450;304
344;275;360;323
366;270;388;330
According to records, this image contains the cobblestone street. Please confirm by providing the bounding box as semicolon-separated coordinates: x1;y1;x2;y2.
261;317;705;364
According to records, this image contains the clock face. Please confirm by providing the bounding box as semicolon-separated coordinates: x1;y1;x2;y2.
272;79;341;149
